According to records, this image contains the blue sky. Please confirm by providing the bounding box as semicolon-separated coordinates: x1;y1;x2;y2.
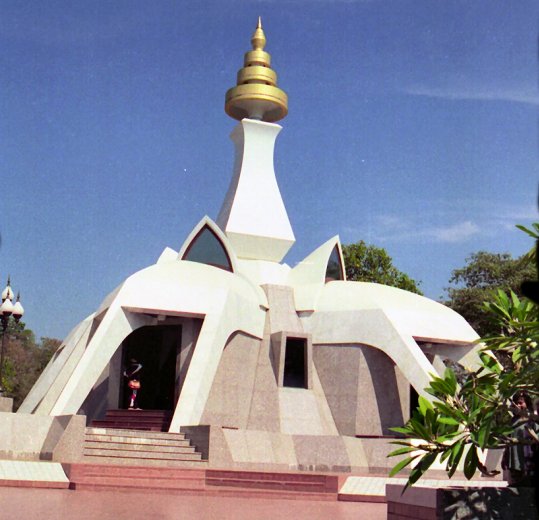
1;1;537;340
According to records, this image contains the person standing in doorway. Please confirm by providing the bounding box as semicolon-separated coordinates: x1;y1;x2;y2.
124;358;143;409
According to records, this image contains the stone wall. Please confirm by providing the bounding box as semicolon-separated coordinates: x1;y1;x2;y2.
0;397;13;413
314;343;410;437
0;412;85;462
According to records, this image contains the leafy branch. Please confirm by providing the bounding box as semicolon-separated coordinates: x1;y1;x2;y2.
389;288;539;488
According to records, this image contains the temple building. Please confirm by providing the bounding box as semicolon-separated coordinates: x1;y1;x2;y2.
14;20;480;472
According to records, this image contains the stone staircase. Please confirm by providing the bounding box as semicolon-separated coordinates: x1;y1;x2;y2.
64;463;340;501
204;469;340;500
90;409;172;431
65;463;207;492
82;427;206;466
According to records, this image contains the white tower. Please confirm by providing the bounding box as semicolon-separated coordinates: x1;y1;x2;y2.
217;19;295;263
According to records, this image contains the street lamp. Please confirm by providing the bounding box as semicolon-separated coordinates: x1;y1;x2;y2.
0;277;24;396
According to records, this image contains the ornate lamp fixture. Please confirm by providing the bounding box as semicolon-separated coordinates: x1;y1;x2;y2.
0;276;24;396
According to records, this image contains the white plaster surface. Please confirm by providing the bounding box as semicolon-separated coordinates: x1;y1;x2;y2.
237;258;290;288
289;235;344;288
312;282;479;345
217;119;295;262
0;413;51;456
222;429;250;463
279;388;333;435
47;260;266;420
304;308;438;398
222;429;299;466
269;433;298;465
177;216;239;274
18;314;94;414
299;280;482;400
157;246;178;264
32;315;95;416
341;476;506;497
341;476;407;496
15;63;486;478
244;431;275;464
0;460;68;483
169;281;266;429
310;367;339;435
341;435;369;467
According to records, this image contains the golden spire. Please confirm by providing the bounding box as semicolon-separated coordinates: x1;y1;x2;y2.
225;18;288;123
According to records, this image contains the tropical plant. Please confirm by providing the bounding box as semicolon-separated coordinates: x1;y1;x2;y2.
389;290;539;488
517;223;539;265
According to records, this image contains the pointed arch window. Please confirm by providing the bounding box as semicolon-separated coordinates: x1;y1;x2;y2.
325;245;344;282
182;225;233;272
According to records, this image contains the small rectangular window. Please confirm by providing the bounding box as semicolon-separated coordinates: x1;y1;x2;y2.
283;337;307;388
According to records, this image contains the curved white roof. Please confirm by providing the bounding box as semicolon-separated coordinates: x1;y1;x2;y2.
312;281;479;344
118;259;268;324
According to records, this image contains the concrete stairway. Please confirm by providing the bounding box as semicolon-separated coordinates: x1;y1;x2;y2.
64;463;340;501
82;427;206;466
65;464;207;492
205;469;340;501
90;409;172;431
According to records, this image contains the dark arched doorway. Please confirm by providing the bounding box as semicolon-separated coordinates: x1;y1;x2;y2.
120;325;181;411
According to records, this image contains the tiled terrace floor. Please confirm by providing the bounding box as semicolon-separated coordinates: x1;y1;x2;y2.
0;486;387;520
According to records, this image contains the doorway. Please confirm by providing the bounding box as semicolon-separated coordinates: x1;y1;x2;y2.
120;325;181;411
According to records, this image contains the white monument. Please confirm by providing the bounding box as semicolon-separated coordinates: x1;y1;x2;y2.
17;20;481;471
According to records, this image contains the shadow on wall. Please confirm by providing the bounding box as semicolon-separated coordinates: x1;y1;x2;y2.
442;487;538;520
79;377;109;425
362;347;405;434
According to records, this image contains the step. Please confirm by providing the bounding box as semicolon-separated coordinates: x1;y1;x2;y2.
82;448;202;461
66;464;205;480
83;427;205;464
93;418;170;426
85;434;191;448
203;485;338;501
71;473;205;489
84;441;197;454
102;411;171;423
66;464;207;490
70;477;204;491
205;470;339;494
91;410;172;432
90;422;166;431
207;477;327;492
105;409;172;417
0;461;70;490
79;456;208;468
86;428;186;440
64;464;338;501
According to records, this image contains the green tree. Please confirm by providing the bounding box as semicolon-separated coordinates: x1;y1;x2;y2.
1;321;60;410
445;251;535;336
342;241;422;294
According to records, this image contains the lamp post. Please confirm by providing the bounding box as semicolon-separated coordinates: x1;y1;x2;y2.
0;277;24;396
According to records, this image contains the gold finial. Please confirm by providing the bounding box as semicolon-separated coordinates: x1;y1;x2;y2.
251;17;266;50
225;19;288;123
